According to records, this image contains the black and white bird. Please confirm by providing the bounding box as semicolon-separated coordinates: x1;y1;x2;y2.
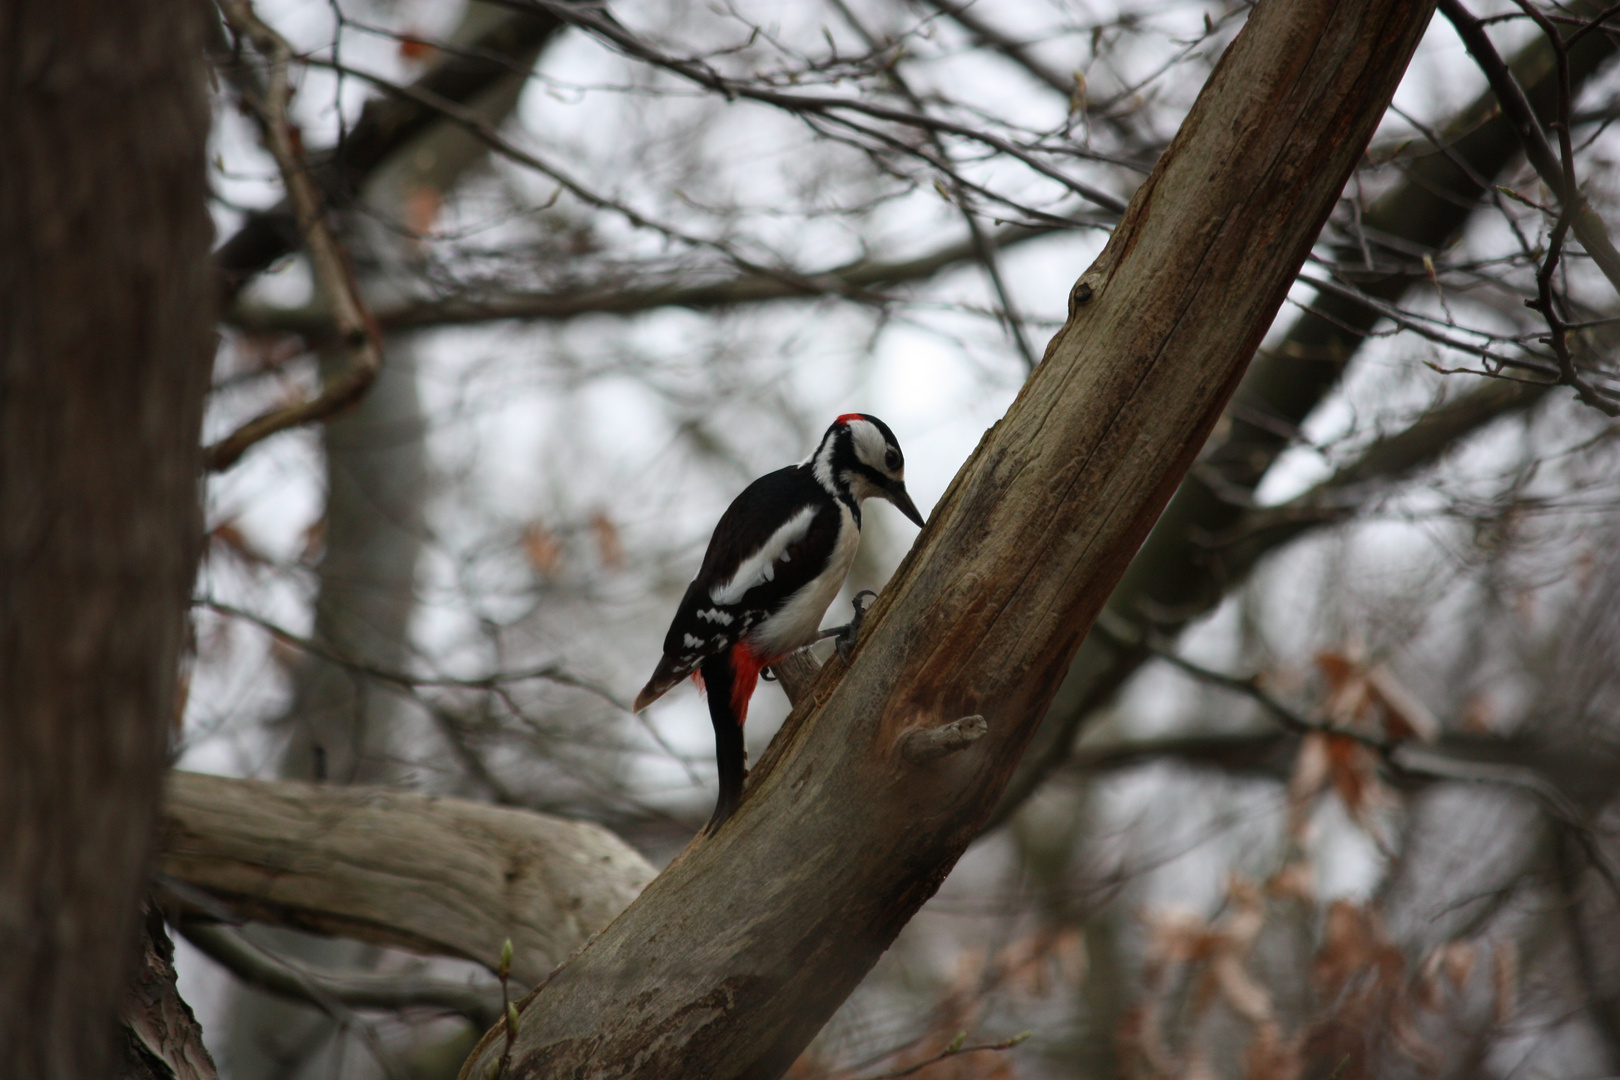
633;414;926;831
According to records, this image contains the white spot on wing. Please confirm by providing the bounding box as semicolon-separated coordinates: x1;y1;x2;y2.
683;634;704;648
697;608;733;625
709;504;819;605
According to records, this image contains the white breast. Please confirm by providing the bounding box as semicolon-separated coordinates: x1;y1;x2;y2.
749;500;860;659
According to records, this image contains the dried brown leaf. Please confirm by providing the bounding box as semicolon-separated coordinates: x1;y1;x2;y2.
1366;665;1438;743
1244;1021;1301;1080
523;522;564;576
591;511;624;571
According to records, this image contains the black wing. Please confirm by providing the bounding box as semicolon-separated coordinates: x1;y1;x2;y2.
634;467;837;708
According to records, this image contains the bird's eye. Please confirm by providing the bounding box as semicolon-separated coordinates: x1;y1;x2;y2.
885;449;901;471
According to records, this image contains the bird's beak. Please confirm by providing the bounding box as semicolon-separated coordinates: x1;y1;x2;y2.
885;479;926;528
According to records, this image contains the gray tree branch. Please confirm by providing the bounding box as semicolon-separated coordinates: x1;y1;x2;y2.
179;922;505;1029
156;771;655;986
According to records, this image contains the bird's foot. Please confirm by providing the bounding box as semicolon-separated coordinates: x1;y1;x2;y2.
817;590;879;665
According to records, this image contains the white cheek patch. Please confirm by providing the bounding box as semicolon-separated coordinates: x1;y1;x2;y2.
847;419;889;471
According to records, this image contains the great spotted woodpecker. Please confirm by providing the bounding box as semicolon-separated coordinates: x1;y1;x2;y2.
633;414;926;831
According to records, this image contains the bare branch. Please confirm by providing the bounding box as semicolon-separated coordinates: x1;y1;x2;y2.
178;921;504;1029
227;217;1070;335
1440;0;1620;417
512;0;1133;213
200;598;626;708
914;0;1074;98
207;0;385;470
119;905;219;1080
212;9;564;295
157;771;654;985
992;10;1620;827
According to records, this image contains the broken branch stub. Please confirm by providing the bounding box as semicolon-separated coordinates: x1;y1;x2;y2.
899;715;989;765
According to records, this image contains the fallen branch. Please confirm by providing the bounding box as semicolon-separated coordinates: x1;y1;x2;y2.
157;771;655;985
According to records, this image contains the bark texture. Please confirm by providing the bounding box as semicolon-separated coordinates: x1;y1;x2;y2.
117;905;219;1080
158;771;655;984
0;1;214;1076
459;3;1436;1078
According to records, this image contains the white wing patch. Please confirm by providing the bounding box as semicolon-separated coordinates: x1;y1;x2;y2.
709;504;819;605
697;608;733;625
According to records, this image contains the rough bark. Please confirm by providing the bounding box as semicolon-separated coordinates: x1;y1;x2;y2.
457;3;1436;1077
117;905;220;1080
0;1;215;1075
157;771;655;985
993;11;1619;825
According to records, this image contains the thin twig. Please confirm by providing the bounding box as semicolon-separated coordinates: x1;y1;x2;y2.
209;0;385;470
1440;0;1620;328
828;0;1039;370
511;0;1133;212
180;921;505;1029
1097;611;1620;905
861;1031;1031;1080
199;598;627;708
178;923;409;1080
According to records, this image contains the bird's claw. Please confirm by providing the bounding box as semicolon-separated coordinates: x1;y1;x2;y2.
818;589;878;665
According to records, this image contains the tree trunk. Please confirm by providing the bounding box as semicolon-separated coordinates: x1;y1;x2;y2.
458;2;1436;1077
0;0;214;1075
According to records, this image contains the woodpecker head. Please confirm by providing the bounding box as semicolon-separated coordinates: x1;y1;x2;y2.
811;413;926;527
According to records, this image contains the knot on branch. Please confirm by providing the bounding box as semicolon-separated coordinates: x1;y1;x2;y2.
899;715;987;765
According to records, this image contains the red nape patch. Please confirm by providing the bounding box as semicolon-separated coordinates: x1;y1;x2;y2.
835;412;865;426
728;641;771;726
